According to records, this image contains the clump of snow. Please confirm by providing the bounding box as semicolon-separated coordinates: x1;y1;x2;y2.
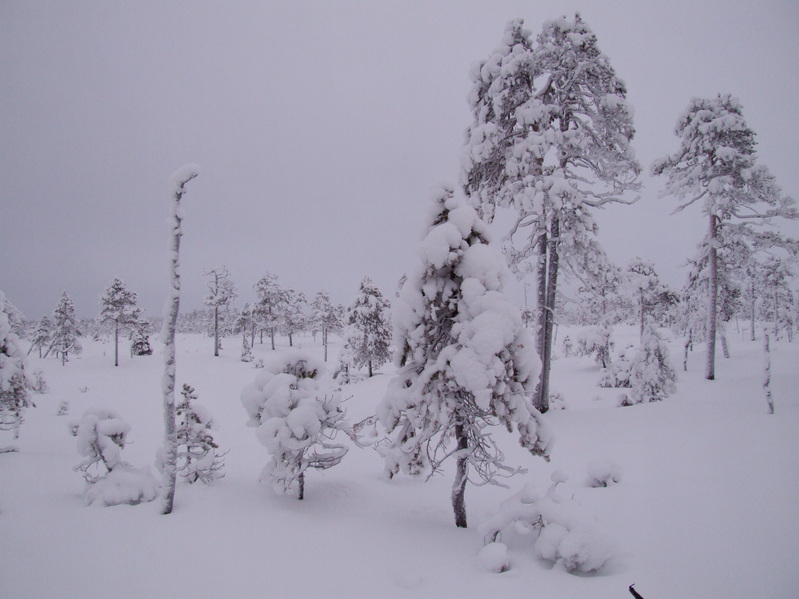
70;407;158;507
480;474;615;574
478;542;510;573
586;460;623;487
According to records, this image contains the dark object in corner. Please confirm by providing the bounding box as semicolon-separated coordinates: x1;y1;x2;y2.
629;584;645;599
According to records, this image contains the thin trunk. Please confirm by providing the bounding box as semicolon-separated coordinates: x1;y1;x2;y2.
538;218;560;414
298;471;305;500
721;333;730;359
323;326;328;362
705;215;718;380
289;333;293;347
162;165;198;515
452;421;469;528
114;321;119;367
683;337;689;371
640;290;645;339
213;306;219;357
368;359;373;378
750;277;756;342
763;333;773;414
270;328;275;351
533;231;549;413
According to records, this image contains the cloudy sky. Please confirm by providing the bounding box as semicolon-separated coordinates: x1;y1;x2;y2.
2;0;798;319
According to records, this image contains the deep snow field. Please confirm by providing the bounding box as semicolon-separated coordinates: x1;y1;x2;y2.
1;325;798;598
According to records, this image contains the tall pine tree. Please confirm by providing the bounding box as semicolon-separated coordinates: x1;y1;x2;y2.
99;277;139;367
345;277;391;377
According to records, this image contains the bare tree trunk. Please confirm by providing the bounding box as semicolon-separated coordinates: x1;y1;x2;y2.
298;471;305;500
533;231;549;413
114;321;119;367
705;215;718;380
161;164;198;515
452;421;469;528
538;219;560;414
750;276;756;342
270;328;275;351
763;333;773;414
323;326;328;362
213;306;219;357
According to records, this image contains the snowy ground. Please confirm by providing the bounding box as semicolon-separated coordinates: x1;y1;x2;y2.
2;326;797;598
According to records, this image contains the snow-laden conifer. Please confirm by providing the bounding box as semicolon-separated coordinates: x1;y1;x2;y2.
463;16;641;412
161;163;199;515
28;316;52;358
311;291;343;362
377;184;551;528
344;277;391;377
70;407;158;506
1;292;33;442
241;351;348;499
99;277;139;367
49;292;82;365
628;321;677;404
653;94;797;380
253;273;288;350
175;384;225;484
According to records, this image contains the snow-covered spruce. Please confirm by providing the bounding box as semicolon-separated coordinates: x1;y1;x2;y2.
573;325;613;369
203;266;237;357
342;277;391;377
598;345;634;389
70;408;158;506
479;471;614;574
377;184;551;528
49;291;82;365
628;322;677;404
175;384;225;484
1;292;33;442
241;351;348;499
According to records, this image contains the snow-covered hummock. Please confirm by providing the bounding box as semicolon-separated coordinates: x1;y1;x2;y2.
378;183;551;481
0;292;32;439
240;350;348;496
70;407;158;506
479;472;614;574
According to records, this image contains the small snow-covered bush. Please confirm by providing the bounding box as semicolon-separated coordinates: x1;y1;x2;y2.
1;298;33;441
70;408;158;506
598;346;634;389
629;323;676;403
176;384;225;484
480;471;614;574
56;400;70;416
586;459;623;487
31;370;48;394
549;391;568;411
478;542;510;573
241;350;348;499
574;326;613;368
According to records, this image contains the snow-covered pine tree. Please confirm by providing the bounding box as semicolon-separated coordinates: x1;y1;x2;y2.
49;291;82;365
280;289;307;347
628;320;677;404
311;291;343;362
28;316;52;358
161;163;199;515
176;384;225;484
204;266;237;357
625;258;678;337
2;295;26;338
99;277;139;367
1;292;33;442
377;184;551;528
240;351;348;499
653;93;797;380
253;273;288;350
345;277;391;377
462;16;641;412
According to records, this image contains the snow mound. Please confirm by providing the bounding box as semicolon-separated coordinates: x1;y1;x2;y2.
478;542;509;573
83;464;159;507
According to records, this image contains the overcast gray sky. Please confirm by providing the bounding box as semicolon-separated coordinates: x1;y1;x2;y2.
2;0;798;319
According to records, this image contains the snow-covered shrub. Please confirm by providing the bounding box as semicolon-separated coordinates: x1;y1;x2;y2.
561;336;573;357
240;337;253;363
629;323;676;403
586;459;623;487
549;391;568;411
240;351;348;499
70;408;158;506
31;369;48;394
176;384;225;484
478;542;510;573
130;329;152;356
480;471;614;574
574;326;613;368
598;346;634;389
57;400;70;416
1;294;32;440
